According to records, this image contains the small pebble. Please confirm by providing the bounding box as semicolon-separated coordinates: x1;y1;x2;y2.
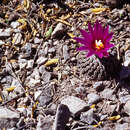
80;109;94;124
87;93;101;105
10;21;20;29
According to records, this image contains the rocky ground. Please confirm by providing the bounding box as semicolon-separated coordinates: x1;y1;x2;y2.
0;0;130;130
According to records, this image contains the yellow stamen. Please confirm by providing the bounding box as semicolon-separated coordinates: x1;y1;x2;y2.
94;40;104;50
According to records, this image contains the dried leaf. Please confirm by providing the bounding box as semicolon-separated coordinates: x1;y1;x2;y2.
67;32;76;42
18;22;27;30
45;25;53;38
93;121;102;128
109;115;120;121
61;13;72;20
90;104;96;109
33;29;37;37
0;95;2;103
32;101;39;118
55;19;72;26
44;59;59;66
91;8;107;14
6;86;16;92
23;0;30;9
18;18;26;24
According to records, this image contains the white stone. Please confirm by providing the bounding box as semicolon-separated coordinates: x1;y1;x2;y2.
60;96;88;116
10;21;20;29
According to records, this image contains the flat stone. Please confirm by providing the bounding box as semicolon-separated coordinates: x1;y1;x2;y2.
10;21;20;29
0;107;20;119
26;60;34;69
37;115;53;130
0;107;20;129
80;109;94;124
0;28;13;39
120;95;130;104
115;123;129;130
37;57;47;65
87;93;101;105
60;96;88;116
41;71;51;83
124;100;130;115
0;40;5;45
100;88;116;100
34;90;42;100
38;95;52;107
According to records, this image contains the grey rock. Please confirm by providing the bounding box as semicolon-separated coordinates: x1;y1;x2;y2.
0;40;5;45
0;107;20;129
60;96;88;116
87;93;100;105
53;40;59;45
124;100;130;115
38;95;52;107
100;88;115;100
26;60;34;69
13;33;22;45
63;45;70;62
52;23;64;36
18;59;27;69
11;78;24;94
53;104;70;130
37;57;47;65
37;115;53;130
120;95;130;103
115;123;129;130
17;107;27;117
74;87;86;95
80;109;94;124
100;114;108;121
34;90;42;100
93;81;104;92
10;21;20;29
34;37;42;44
41;71;51;83
39;66;46;74
0;28;13;39
21;42;32;58
48;47;56;53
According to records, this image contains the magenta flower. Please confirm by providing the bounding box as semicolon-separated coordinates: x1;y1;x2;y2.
74;20;114;58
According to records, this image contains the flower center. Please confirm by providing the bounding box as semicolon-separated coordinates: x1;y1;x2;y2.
94;40;104;50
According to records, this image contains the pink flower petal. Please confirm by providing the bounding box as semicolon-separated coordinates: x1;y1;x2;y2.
103;51;109;57
106;32;113;42
97;52;103;58
79;29;89;38
105;43;114;49
77;46;88;51
74;37;86;45
88;22;93;34
86;50;94;57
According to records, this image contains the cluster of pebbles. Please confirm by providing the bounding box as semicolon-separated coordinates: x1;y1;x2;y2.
0;0;130;129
